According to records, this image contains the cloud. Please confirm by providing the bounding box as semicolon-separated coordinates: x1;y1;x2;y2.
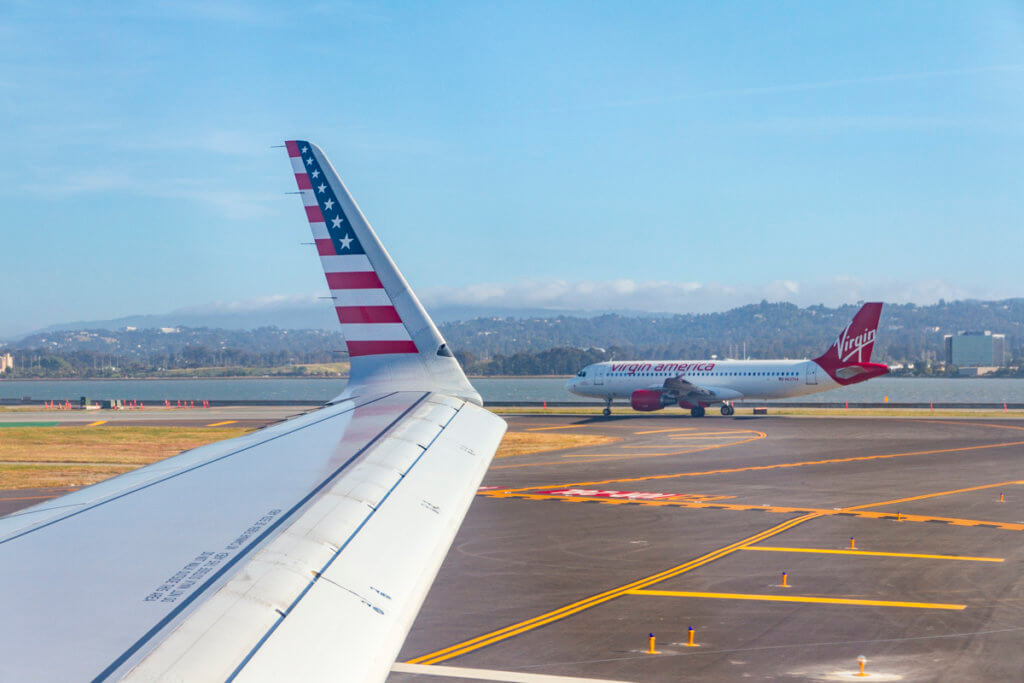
172;293;323;314
20;171;279;220
418;276;1004;314
571;63;1024;114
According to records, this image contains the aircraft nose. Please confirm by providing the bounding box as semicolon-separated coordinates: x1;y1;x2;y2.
566;377;579;394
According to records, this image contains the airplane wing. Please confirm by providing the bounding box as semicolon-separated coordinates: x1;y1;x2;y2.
659;375;742;403
662;374;714;397
0;140;506;682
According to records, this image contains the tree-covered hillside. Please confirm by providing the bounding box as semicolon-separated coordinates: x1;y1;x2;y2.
3;299;1024;377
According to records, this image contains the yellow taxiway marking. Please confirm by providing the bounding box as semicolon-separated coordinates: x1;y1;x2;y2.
499;440;1024;490
846;480;1024;511
633;427;696;435
408;512;820;665
206;420;238;427
431;475;1021;664
744;546;1004;562
86;420;107;427
481;490;1024;530
626;589;965;610
490;430;767;469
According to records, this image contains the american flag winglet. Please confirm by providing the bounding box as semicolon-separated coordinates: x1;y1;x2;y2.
286;140;418;357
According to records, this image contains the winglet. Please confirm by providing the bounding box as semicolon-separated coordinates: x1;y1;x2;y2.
286;140;481;404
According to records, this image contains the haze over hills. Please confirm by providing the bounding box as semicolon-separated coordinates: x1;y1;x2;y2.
4;299;1024;378
13;301;660;340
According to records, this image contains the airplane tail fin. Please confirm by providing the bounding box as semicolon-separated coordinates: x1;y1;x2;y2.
285;140;481;404
812;302;888;384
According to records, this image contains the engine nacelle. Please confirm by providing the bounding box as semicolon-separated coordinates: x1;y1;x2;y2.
631;389;670;412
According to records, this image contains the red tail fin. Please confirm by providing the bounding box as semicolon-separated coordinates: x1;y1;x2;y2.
813;303;888;384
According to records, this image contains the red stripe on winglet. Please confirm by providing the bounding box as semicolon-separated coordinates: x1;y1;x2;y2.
336;306;402;324
286;141;300;157
315;239;336;255
347;340;419;356
295;173;312;190
326;271;383;289
305;205;324;222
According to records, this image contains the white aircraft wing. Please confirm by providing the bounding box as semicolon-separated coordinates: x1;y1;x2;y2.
662;374;716;397
660;376;742;402
0;140;506;682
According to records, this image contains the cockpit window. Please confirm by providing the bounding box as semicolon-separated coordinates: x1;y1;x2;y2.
576;370;587;377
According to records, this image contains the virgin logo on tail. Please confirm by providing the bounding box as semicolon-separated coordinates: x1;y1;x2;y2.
835;325;877;363
822;302;882;365
813;302;887;385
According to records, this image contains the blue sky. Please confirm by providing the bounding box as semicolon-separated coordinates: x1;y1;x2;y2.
2;1;1023;336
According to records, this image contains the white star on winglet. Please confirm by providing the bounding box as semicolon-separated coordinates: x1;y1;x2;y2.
339;234;353;250
317;183;326;193
301;146;308;153
323;199;334;210
311;169;320;178
305;157;313;166
331;216;342;228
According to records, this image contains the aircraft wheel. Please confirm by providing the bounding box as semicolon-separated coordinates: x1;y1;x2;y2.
720;404;734;416
690;407;706;418
602;407;611;417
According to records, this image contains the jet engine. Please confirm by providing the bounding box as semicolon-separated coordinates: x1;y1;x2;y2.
631;389;670;412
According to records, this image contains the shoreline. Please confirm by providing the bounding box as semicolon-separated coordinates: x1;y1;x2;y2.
3;374;1021;382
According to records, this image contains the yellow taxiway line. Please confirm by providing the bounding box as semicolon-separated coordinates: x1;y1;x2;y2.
499;441;1024;491
626;589;966;610
743;546;1004;562
491;430;767;469
482;489;1024;530
408;512;821;665
206;420;238;427
846;480;1024;511
86;420;108;427
633;427;696;435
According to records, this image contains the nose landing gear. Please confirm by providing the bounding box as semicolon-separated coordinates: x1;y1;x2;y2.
603;398;612;417
720;404;735;416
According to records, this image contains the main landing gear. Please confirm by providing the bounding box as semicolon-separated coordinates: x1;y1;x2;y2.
690;406;706;418
603;398;612;417
720;404;735;416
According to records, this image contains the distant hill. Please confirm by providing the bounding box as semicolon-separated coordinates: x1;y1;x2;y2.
21;302;656;337
4;299;1023;377
441;299;1024;362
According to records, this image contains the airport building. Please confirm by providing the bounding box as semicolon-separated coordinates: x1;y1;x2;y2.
0;352;12;373
944;330;1006;370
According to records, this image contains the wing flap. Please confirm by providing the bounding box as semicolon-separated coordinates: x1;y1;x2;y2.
121;397;505;682
232;401;505;682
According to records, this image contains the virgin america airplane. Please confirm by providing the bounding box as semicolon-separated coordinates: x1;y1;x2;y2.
567;302;888;417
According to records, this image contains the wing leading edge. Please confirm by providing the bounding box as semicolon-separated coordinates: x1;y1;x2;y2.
0;141;506;682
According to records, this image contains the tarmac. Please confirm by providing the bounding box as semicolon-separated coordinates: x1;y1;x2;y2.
5;409;1024;680
391;413;1024;682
